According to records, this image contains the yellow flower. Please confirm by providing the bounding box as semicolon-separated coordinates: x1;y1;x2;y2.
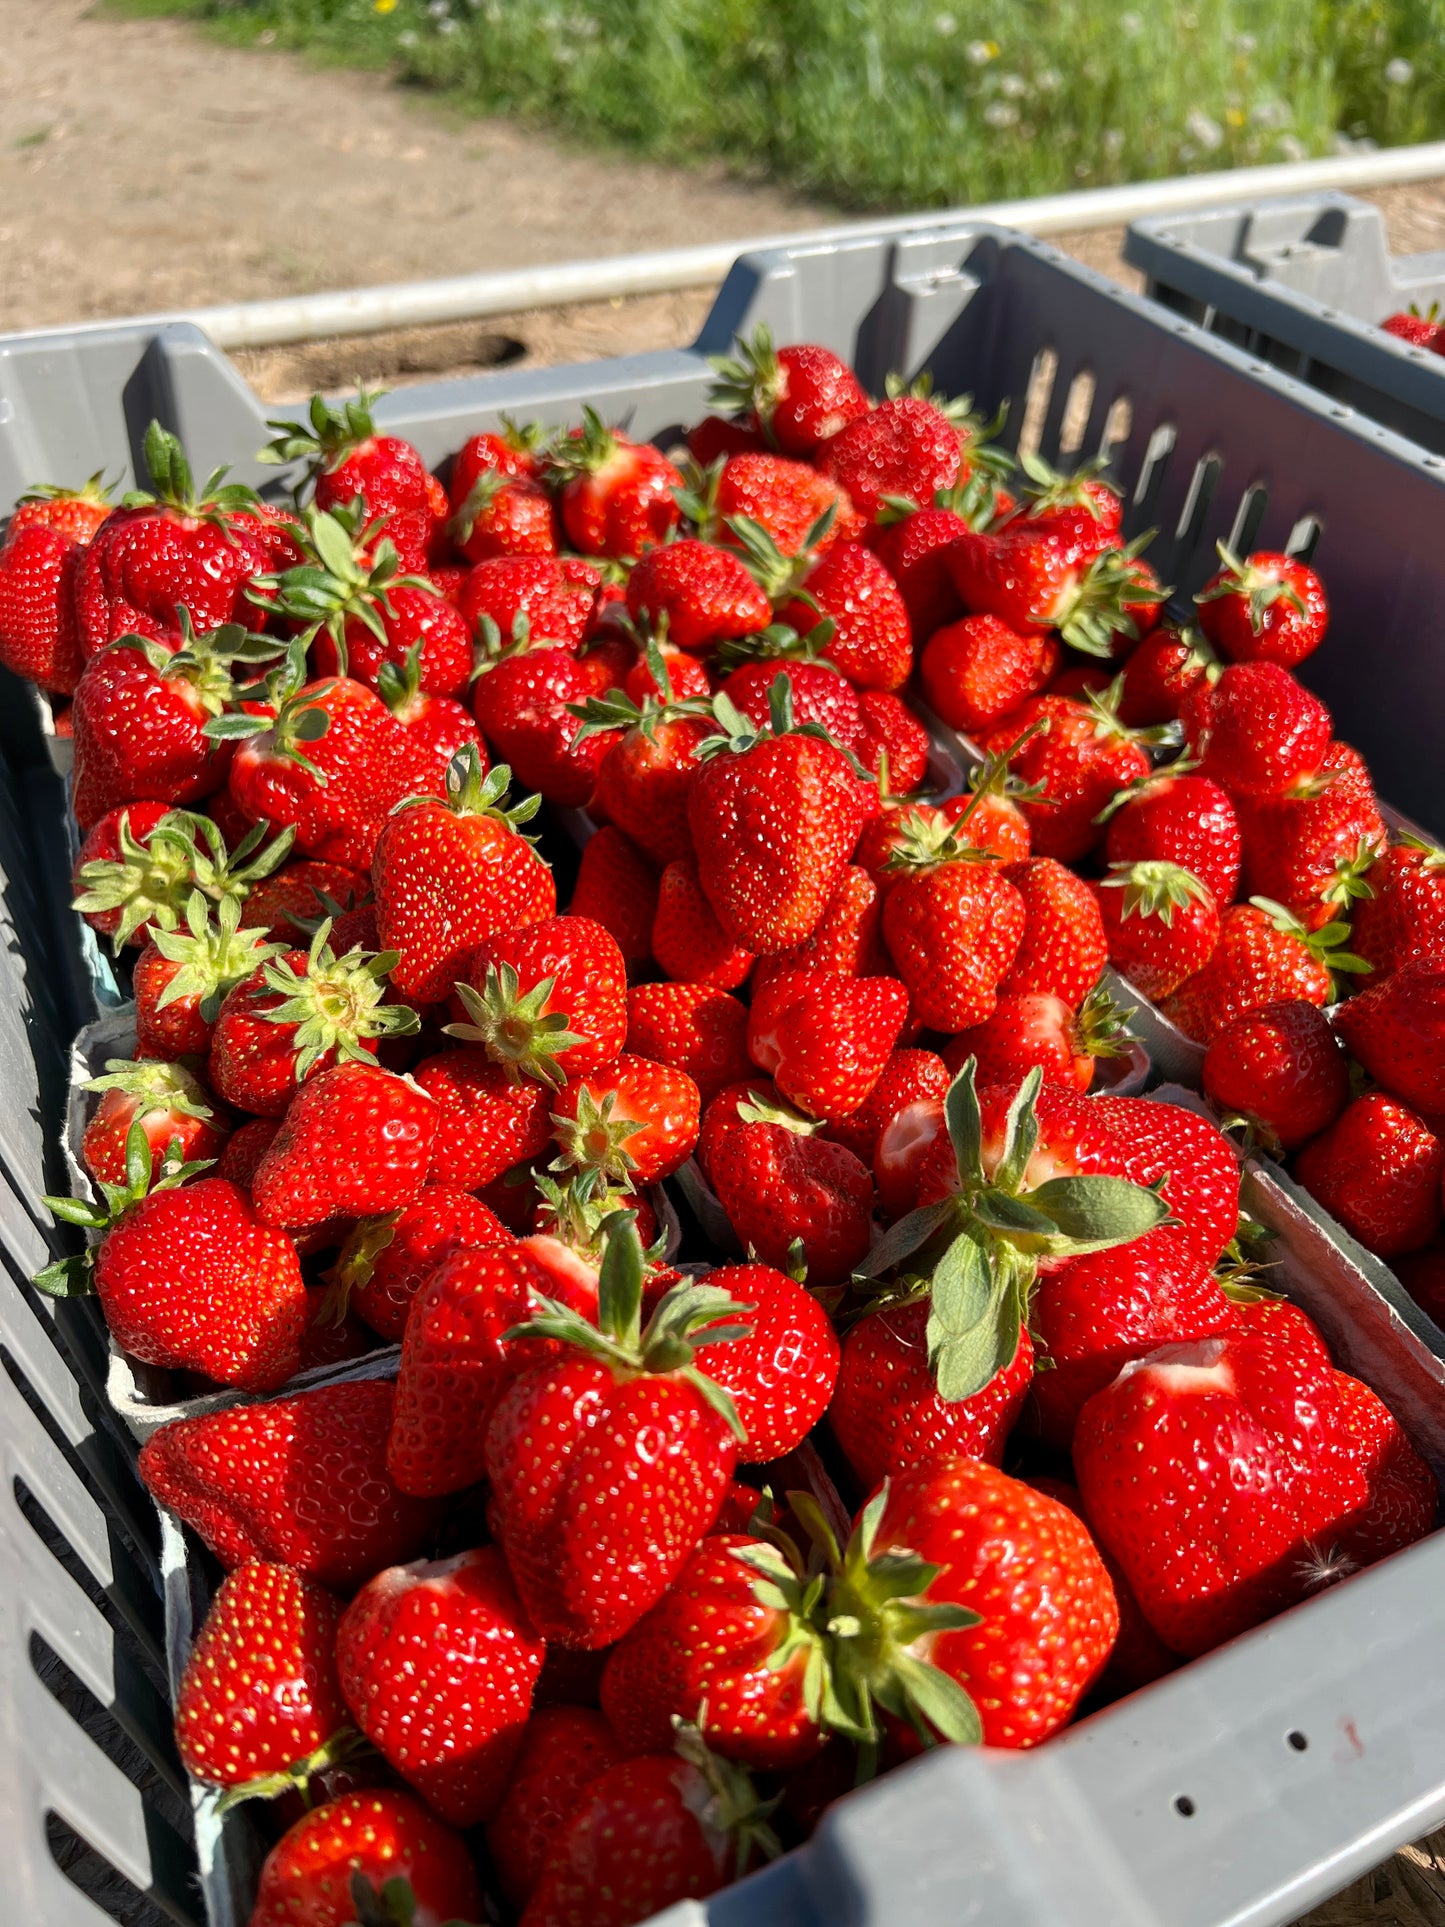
1225;106;1245;128
375;0;398;12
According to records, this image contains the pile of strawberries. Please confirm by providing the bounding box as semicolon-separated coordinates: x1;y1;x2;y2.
1;325;1440;1927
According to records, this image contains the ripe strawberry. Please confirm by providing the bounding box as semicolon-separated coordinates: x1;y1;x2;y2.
626;982;751;1102
870;502;976;639
996;853;1107;1005
240;858;366;943
456;552;600;650
262;390;436;570
879;813;1026;1030
715;658;864;756
1295;1093;1444;1258
1351;838;1445;977
590;706;716;868
376;641;485;765
252;1062;437;1229
826;1047;951;1166
623;642;712;705
751;862;888;991
0;520;85;692
413;1046;553;1189
688;680;873;954
547;410;682;558
1101;767;1241;907
1116;623;1219;727
138;1378;442;1587
453;913;627;1089
946;521;1156;656
1202;1000;1349;1150
73;803;240;950
919;612;1060;737
522;1728;777;1927
1090;1093;1240;1270
691;1261;840;1459
870;1459;1119;1746
449;467;558;564
626;538;771;650
568;826;659;966
449;425;544;499
707;1100;874;1288
1238;741;1386;930
336;1546;542;1827
776;539;913;691
551;1055;700;1185
710;451;855;556
1332;1372;1438;1566
174;1560;346;1793
1074;1304;1371;1656
747;968;908;1122
80;1058;229;1188
486;1707;630;1909
816;392;968;523
325;1187;510;1341
247;1789;480;1927
1094;860;1221;1000
708;326;869;455
1029;1230;1236;1448
1161;899;1365;1044
215;1115;279;1190
133;893;281;1057
979;693;1154;863
942;771;1033;864
473;644;617;806
857;688;929;791
1184;659;1331;798
8;472;113;544
947;984;1132;1094
1012;452;1123;547
1195;544;1327;668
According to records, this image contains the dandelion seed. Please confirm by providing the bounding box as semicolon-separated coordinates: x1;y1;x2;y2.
1102;128;1125;157
426;0;451;16
1386;57;1415;85
1234;31;1257;53
965;39;999;65
398;27;417;43
1277;135;1306;161
1185;106;1224;151
935;13;958;35
1035;68;1061;92
438;13;459;28
1250;98;1290;128
998;72;1028;98
1119;10;1142;32
984;100;1020;128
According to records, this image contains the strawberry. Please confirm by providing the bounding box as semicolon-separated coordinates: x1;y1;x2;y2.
240;858;367;943
521;1727;777;1927
996;853;1108;1005
1024;1475;1181;1692
547;409;682;558
1116;623;1220;727
653;858;758;988
1202;1000;1349;1150
747;967;908;1122
776;539;913;691
705;1098;874;1288
626;982;751;1102
1294;1093;1444;1257
1238;740;1386;929
139;1378;442;1586
216;1115;279;1190
252;1062;437;1228
946;521;1157;656
485;1219;749;1645
336;1546;543;1827
1029;1229;1236;1448
942;771;1033;864
871;503;974;640
1351;837;1445;977
879;812;1026;1030
8;472;113;544
687;414;769;464
247;1789;480;1927
1195;543;1327;668
623;643;712;705
134;894;281;1057
709;451;854;556
207;921;417;1118
80;1057;229;1187
1332;1372;1438;1566
551;1054;700;1185
1090;1092;1240;1270
826;1047;951;1166
589;704;716;868
1100;767;1241;907
325;1187;510;1341
707;325;869;455
856;688;929;791
1094;860;1221;1001
473;643;617;807
919;612;1059;736
816;392;968;523
449;424;544;499
718;655;866;751
262;390;436;570
566;825;659;967
1074;1303;1371;1656
690;1261;840;1459
979;692;1155;863
1161;899;1367;1045
947;984;1132;1094
0;519;85;692
449;468;558;564
688;680;873;954
174;1560;347;1794
751;862;888;990
413;1046;553;1189
1382;306;1445;350
42;1134;306;1392
72;804;291;953
625;538;771;650
1012;452;1124;548
376;642;485;764
870;1459;1119;1747
1184;659;1331;798
456;552;600;651
486;1706;631;1909
453;913;627;1087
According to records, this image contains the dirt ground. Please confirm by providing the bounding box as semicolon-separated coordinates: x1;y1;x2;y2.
5;5;1445;1923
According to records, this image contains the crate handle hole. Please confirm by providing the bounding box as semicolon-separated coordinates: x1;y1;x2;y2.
1287;1730;1309;1752
1174;1795;1197;1817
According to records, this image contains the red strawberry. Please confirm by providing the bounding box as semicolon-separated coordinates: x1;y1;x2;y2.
777;540;913;691
71;804;248;951
252;1062;437;1229
80;1058;229;1188
1351;838;1445;978
486;1707;630;1909
247;1789;480;1927
457;552;600;649
325;1187;510;1341
997;853;1107;1005
413;1046;553;1189
747;967;908;1122
548;410;682;558
711;451;855;556
1202;1000;1349;1150
1295;1093;1444;1257
1025;1475;1181;1692
1332;1372;1437;1566
139;1378;442;1587
653;854;758;987
591;707;716;869
1238;740;1386;930
708;326;869;455
1090;1093;1240;1270
691;1261;840;1460
626;538;771;651
456;913;627;1087
569;825;659;967
473;644;616;807
687;414;769;464
879;813;1026;1030
1074;1303;1371;1656
449;425;544;500
946;521;1154;656
1029;1229;1236;1448
1382;306;1445;350
626;982;751;1102
1094;860;1221;1000
372;749;555;1004
826;1047;951;1166
1161;899;1365;1044
336;1546;543;1827
751;862;888;991
816;393;966;523
133;894;281;1057
869;503;971;639
1012;453;1123;548
979;693;1154;863
1101;767;1241;908
377;645;484;765
947;984;1132;1094
0;519;85;692
239;858;365;942
708;1101;873;1289
1195;544;1327;668
449;467;558;564
174;1560;347;1792
262;390;435;569
718;656;866;751
216;1115;279;1189
551;1055;700;1185
857;689;929;791
942;777;1033;864
919;612;1059;736
1116;623;1220;727
1184;660;1331;798
623;643;712;705
8;472;113;544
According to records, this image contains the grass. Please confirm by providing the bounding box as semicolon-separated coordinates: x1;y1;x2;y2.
109;0;1445;213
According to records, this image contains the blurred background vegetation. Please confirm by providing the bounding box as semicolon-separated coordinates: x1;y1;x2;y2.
118;0;1445;211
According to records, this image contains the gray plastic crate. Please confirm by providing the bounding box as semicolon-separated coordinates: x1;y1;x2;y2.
1125;190;1445;452
8;220;1445;1927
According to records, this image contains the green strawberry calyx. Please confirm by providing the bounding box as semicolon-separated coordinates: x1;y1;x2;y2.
1099;857;1211;925
344;1869;478;1927
1195;541;1308;633
18;470;114;512
1249;895;1372;984
706;322;787;439
672;1717;783;1880
318;1210;402;1325
694;674;876;784
550;1081;648;1185
882;372;1014;481
259;918;420;1081
113;608;283;715
531;1167;663;1262
122;421;260;526
542;404;625;484
1017;449;1119;523
392;747;542;838
72;808;295;953
147;890;284;1022
724;505;836;605
505;1213;755;1441
259;388;385;480
858;1061;1170;1403
445;963;586;1091
202;639;336;779
83;1056;215;1125
252;506;432;671
1048;536;1169;661
35;1119;215;1297
213;1724;373;1817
